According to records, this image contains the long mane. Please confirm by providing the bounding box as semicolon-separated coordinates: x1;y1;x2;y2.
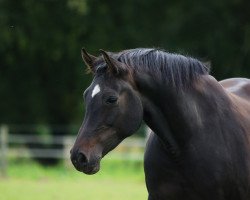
114;48;210;88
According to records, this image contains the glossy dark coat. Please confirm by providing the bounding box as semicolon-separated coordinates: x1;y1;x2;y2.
71;48;250;200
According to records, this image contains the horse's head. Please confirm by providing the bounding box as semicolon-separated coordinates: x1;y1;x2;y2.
70;49;143;174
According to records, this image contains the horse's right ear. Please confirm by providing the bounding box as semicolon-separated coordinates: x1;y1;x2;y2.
100;49;128;76
81;48;97;73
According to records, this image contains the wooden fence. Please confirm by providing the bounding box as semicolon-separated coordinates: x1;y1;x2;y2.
0;125;146;177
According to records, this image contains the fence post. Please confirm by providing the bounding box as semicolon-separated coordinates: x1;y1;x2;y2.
0;125;8;177
63;136;73;167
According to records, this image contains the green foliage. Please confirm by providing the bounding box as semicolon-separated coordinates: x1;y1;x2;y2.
0;0;249;126
0;0;89;124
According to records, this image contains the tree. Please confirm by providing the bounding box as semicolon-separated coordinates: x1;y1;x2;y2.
0;0;249;127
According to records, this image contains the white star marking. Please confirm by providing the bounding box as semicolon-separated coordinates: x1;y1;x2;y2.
91;84;101;98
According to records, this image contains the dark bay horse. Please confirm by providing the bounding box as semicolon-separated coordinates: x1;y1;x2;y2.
70;48;250;200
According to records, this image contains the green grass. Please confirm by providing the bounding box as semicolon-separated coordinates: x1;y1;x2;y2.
0;159;147;200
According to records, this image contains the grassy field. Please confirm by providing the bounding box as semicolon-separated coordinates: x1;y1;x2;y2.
0;159;147;200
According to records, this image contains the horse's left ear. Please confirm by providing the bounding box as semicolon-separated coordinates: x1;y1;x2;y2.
100;49;127;76
81;48;97;73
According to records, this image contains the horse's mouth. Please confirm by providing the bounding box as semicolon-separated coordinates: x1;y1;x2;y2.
80;162;100;175
71;152;101;175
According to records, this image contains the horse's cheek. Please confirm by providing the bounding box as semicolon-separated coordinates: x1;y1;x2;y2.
122;99;143;135
104;107;119;126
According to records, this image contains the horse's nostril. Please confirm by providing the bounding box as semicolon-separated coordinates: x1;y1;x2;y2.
77;152;88;165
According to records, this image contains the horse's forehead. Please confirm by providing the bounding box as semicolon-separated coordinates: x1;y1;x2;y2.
84;75;123;101
85;79;103;98
94;74;121;88
91;84;101;98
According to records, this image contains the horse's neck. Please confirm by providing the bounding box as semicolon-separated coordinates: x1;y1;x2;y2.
140;86;192;156
137;73;250;185
137;74;238;155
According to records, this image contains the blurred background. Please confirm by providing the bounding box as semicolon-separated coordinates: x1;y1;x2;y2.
0;0;250;199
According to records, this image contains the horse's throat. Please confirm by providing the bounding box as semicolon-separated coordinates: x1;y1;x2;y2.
142;97;182;162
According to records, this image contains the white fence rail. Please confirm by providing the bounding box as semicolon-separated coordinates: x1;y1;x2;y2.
0;125;146;176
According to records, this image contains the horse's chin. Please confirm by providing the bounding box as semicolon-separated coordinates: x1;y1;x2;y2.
81;161;100;175
82;165;100;175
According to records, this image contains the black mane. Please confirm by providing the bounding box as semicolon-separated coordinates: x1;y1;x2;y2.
114;48;210;88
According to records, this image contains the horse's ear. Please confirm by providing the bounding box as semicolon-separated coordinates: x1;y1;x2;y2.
100;49;127;76
81;48;97;73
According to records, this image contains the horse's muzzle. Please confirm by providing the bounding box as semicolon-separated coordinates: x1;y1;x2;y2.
70;149;101;175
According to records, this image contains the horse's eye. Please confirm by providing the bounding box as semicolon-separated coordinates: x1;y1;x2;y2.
106;96;118;104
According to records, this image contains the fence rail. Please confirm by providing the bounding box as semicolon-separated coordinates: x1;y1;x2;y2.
0;125;146;177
